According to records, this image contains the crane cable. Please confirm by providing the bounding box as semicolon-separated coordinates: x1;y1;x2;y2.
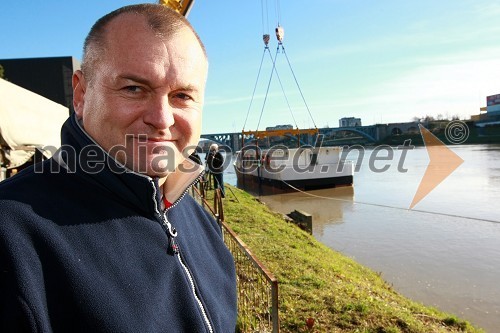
261;0;270;37
251;0;316;131
256;46;279;132
265;47;298;129
256;44;299;132
242;48;267;131
275;0;281;27
243;0;270;131
273;0;317;129
255;0;299;131
281;43;318;129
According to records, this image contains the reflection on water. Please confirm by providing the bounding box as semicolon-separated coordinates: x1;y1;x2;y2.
238;183;354;237
227;144;500;332
261;187;354;228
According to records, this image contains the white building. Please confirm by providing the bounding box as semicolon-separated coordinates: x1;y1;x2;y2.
339;117;362;127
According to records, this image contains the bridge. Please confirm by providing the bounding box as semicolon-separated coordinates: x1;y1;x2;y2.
200;132;241;152
200;122;420;152
319;126;378;143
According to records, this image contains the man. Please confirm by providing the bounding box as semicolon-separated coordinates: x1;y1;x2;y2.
0;4;237;332
205;144;225;198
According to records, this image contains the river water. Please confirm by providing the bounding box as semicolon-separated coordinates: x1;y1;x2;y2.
224;143;500;332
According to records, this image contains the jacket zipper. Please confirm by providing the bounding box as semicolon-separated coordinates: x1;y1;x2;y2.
174;227;214;333
150;178;214;333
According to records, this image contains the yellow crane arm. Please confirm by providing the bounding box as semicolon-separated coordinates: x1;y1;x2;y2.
158;0;194;17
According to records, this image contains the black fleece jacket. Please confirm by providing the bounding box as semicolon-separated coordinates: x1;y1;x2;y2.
0;115;237;332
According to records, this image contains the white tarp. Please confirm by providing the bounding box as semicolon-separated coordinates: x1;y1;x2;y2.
0;78;68;168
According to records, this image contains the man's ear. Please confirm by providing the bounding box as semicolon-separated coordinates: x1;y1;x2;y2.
72;70;86;119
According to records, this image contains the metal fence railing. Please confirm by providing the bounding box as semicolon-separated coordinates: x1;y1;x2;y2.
191;180;279;332
222;222;279;333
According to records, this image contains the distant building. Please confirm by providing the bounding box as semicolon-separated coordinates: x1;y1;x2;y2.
487;94;500;117
471;106;489;122
0;56;80;114
339;117;362;127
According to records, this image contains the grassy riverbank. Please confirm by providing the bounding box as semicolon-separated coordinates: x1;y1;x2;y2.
222;185;483;332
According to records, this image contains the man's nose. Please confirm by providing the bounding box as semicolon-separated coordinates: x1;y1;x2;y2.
144;94;175;130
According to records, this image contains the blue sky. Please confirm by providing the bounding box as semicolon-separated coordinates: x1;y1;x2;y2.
1;1;500;133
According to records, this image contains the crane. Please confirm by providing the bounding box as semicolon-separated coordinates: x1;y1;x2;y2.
158;0;194;17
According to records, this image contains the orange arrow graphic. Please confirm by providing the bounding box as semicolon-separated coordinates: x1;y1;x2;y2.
409;125;464;209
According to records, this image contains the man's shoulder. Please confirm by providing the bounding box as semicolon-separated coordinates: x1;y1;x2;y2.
0;166;37;196
0;160;74;203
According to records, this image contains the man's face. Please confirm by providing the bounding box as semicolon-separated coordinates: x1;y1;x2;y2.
73;14;208;178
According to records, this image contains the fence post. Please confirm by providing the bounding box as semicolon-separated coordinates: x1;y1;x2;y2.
271;280;280;332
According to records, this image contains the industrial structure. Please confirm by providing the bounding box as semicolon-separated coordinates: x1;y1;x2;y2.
0;56;79;114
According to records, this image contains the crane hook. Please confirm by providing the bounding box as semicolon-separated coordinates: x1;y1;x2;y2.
263;34;270;46
275;25;284;43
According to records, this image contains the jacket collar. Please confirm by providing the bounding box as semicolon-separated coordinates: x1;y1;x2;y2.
56;114;203;216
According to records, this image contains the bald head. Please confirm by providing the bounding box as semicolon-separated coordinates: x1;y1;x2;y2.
81;4;206;83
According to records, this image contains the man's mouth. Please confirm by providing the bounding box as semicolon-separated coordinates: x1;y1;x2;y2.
146;137;171;142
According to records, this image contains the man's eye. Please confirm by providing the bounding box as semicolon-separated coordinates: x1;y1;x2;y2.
123;86;142;93
174;92;193;101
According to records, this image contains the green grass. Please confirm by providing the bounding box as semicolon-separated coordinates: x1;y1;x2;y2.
221;185;484;333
